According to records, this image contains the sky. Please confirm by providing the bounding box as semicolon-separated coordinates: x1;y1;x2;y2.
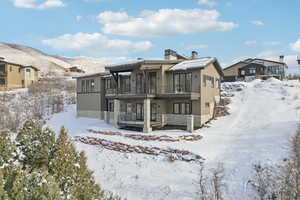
0;0;300;73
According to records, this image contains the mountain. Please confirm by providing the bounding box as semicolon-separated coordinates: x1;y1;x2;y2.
0;42;107;75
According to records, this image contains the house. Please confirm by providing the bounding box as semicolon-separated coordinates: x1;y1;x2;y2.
74;49;223;133
65;66;85;76
223;56;288;82
0;57;39;89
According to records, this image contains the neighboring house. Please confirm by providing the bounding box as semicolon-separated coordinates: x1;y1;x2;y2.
74;49;223;133
0;58;39;89
65;66;85;76
223;56;288;82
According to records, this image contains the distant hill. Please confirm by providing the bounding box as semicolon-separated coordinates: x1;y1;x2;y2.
0;42;107;75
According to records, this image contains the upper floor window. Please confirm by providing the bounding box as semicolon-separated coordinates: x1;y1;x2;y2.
81;80;86;92
136;73;144;93
249;68;256;74
173;72;192;93
121;76;131;93
26;69;31;72
203;75;215;88
0;64;5;73
0;78;5;85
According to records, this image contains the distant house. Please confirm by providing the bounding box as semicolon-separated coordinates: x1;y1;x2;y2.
65;66;85;76
74;49;223;133
223;57;288;82
0;57;39;89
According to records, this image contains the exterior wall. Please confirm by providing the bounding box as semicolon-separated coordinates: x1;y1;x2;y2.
0;63;38;89
6;64;23;88
76;75;104;119
223;62;248;77
200;63;221;124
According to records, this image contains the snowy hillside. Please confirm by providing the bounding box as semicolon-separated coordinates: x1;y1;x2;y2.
0;42;107;75
47;79;300;200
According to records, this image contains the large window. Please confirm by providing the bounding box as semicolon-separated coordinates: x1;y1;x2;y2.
136;73;144;93
173;102;192;115
173;72;192;93
81;80;85;92
0;64;5;73
121;76;131;93
149;72;157;94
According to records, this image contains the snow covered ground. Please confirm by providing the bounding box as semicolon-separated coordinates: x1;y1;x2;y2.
47;78;300;200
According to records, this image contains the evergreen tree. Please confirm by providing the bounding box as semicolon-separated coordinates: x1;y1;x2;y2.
73;151;102;200
49;127;78;199
0;170;9;200
0;131;16;167
16;120;56;170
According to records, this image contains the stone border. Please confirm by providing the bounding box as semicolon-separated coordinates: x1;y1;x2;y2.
87;129;203;142
74;136;204;162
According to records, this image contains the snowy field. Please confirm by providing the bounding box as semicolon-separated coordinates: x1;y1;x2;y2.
47;78;300;200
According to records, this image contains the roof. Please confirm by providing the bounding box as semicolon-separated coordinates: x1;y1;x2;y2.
240;63;266;69
105;59;180;72
224;57;288;71
0;60;39;71
72;71;109;79
168;57;224;76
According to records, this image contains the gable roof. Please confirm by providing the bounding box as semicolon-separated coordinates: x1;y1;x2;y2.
168;57;224;76
0;60;39;71
224;57;288;71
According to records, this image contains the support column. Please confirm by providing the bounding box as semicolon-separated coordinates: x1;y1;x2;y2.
114;99;120;129
104;111;109;124
187;115;194;133
143;99;152;133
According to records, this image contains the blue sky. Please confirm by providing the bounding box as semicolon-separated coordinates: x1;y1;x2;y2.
1;0;300;73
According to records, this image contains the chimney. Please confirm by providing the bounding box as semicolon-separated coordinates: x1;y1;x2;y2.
191;51;198;59
279;55;284;63
164;49;178;60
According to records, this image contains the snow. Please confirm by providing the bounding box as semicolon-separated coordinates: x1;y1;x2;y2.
169;57;215;71
107;59;144;68
47;79;300;200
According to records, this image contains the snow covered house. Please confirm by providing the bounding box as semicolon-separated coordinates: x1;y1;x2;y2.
74;49;223;133
223;57;288;82
0;57;39;89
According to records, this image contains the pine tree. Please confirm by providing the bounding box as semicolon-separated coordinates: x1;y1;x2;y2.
49;127;78;199
73;151;102;200
16;120;56;170
0;131;16;168
0;170;9;200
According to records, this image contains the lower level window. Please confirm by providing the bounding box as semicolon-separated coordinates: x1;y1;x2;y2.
173;102;191;114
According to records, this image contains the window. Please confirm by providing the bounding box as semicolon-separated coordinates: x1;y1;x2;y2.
106;78;112;89
19;68;21;73
26;69;30;72
0;64;5;73
249;68;256;74
241;70;245;75
215;79;220;88
91;79;95;92
0;79;5;86
86;80;90;92
173;102;192;114
121;76;131;93
173;72;192;93
81;80;85;92
203;75;214;88
205;103;210;108
136;73;144;93
149;72;157;94
10;66;12;72
173;103;180;114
